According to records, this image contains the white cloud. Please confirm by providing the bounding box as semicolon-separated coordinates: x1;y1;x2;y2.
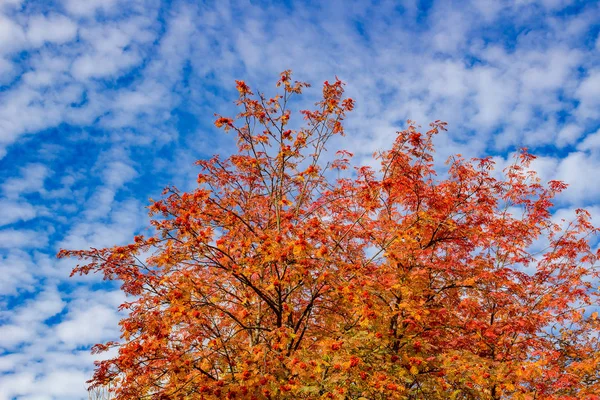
0;290;64;350
114;88;161;112
53;289;125;350
1;164;48;199
59;198;144;250
0;56;17;84
0;3;161;156
540;0;574;9
0;0;24;8
529;155;560;183
577;129;600;152
71;50;139;81
471;66;517;130
519;47;581;93
21;70;55;87
0;286;123;399
575;69;600;120
12;289;66;325
26;14;78;47
0;250;38;295
552;205;600;232
0;86;76;157
555;151;600;205
35;370;90;398
0;372;36;400
71;24;143;80
0;323;36;349
495;149;600;206
63;0;120;17
102;160;138;188
56;303;121;348
423;60;470;101
429;8;469;54
471;0;505;20
0;13;26;54
28;50;71;79
556;123;584;147
0;199;37;226
0;229;47;249
0;352;26;373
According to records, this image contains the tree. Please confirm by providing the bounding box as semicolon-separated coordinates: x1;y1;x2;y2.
59;71;600;399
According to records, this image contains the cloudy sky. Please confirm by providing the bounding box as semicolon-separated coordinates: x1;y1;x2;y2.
0;0;598;398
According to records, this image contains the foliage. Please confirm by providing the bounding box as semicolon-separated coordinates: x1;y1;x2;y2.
59;71;600;399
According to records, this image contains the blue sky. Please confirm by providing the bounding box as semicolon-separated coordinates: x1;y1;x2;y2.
0;0;599;398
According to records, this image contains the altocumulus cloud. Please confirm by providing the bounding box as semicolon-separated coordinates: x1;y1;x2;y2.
0;0;598;398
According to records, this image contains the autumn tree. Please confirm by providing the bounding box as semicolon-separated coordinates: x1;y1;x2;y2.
60;72;600;399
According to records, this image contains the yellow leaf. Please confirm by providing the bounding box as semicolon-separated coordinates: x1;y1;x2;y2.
293;245;303;256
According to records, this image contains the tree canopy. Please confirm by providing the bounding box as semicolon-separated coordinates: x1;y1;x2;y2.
60;72;600;399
